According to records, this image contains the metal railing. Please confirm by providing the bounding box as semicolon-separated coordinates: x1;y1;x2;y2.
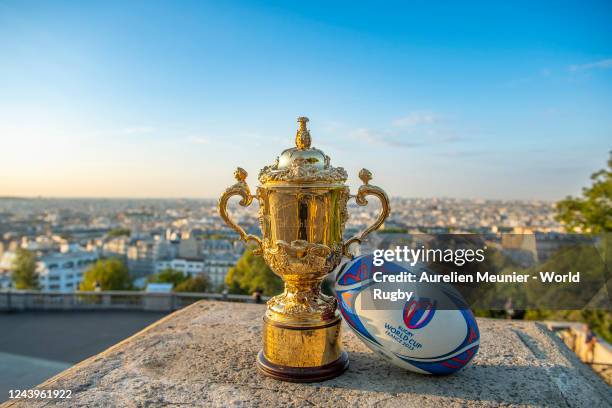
0;290;265;312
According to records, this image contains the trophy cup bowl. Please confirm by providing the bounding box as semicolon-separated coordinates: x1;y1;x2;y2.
219;117;390;382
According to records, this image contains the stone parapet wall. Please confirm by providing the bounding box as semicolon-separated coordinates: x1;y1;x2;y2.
2;301;610;407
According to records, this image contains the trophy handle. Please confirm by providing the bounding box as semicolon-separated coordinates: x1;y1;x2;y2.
218;167;263;254
343;168;391;257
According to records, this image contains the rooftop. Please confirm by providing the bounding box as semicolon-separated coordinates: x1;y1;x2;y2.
2;301;610;407
39;250;97;262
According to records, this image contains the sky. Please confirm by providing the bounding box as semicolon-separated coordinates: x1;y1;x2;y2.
0;0;610;200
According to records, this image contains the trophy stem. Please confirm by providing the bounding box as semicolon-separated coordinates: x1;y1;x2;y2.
266;277;337;324
258;276;348;382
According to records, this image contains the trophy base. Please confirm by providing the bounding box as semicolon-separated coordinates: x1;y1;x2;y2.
257;316;349;382
257;350;349;383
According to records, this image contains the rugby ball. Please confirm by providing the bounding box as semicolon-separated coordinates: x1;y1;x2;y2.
335;255;479;375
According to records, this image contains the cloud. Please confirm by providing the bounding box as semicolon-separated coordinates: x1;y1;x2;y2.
319;111;466;150
350;128;419;148
392;111;440;128
569;58;612;72
188;136;210;145
120;126;157;135
501;68;554;88
321;120;345;133
434;150;484;158
346;112;464;148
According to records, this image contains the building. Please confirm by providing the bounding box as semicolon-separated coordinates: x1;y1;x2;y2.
127;239;154;278
201;239;234;255
203;253;240;288
0;251;17;288
145;283;173;293
152;237;178;261
0;251;17;273
102;237;128;258
154;258;205;276
37;250;99;291
534;232;593;262
178;236;201;259
501;233;538;267
0;271;10;289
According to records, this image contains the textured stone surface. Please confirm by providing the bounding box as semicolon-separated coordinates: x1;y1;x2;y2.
2;301;610;408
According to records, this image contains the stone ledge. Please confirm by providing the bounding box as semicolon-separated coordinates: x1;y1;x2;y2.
2;301;610;407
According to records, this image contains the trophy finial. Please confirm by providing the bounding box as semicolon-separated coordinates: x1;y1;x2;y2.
358;168;372;185
234;167;247;182
295;116;311;150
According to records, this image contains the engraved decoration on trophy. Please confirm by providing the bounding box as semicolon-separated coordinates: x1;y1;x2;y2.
219;116;390;382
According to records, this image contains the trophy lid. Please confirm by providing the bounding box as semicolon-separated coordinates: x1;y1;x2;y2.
258;117;348;185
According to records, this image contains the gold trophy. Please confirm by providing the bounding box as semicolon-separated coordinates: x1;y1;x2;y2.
219;117;390;382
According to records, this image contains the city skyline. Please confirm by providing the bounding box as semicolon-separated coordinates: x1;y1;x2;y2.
1;1;611;200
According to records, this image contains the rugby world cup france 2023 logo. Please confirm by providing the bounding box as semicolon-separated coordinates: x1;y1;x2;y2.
403;298;436;330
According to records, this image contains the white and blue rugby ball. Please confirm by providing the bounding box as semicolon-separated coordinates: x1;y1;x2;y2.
335;255;479;375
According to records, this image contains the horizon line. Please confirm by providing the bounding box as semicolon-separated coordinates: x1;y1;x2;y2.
0;195;560;203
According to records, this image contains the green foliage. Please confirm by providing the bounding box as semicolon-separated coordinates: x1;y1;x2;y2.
175;275;210;292
225;247;283;296
522;244;611;342
146;268;210;292
107;228;131;238
79;258;133;291
580;309;612;343
550;155;612;340
525;245;603;307
147;268;187;287
555;152;612;233
474;244;611;342
444;246;527;312
473;309;507;319
200;233;228;240
12;248;39;289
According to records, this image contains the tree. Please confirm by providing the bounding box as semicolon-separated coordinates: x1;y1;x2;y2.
107;228;131;238
555;152;612;233
225;247;283;296
147;268;187;287
519;243;611;341
175;275;210;293
79;258;133;291
12;248;39;289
